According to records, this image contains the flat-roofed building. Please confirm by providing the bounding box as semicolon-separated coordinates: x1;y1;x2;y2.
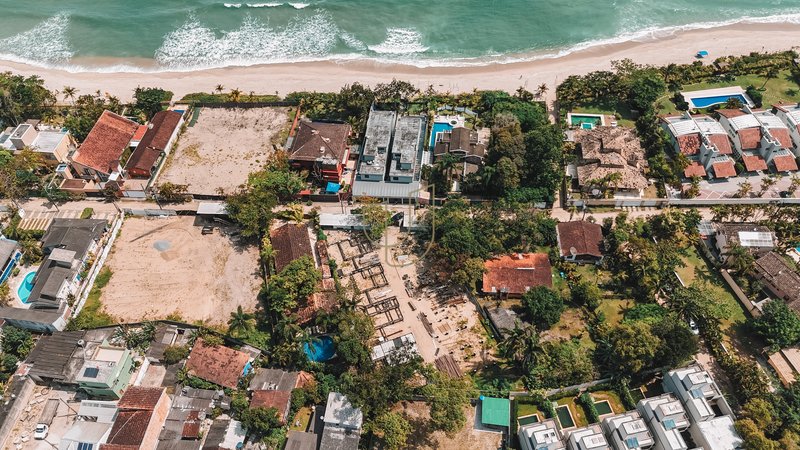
0;121;76;165
567;424;610;450
603;411;654;450
637;394;690;450
717;108;798;173
660;113;736;179
774;103;800;156
388;115;425;183
357;110;395;182
519;418;565;450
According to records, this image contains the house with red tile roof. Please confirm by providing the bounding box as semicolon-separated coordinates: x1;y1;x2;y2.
185;338;252;389
661;113;737;179
125;110;184;179
250;390;292;424
556;221;604;263
288;120;352;183
270;222;315;274
773;103;800;155
69;111;139;184
717;107;799;174
482;253;552;298
100;387;171;450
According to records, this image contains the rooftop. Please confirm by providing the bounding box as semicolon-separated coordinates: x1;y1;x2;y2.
388;115;425;179
25;330;86;382
73;110;139;174
573;127;649;191
360;110;396;178
250;390;291;423
556;221;603;258
716;223;774;248
774;102;800;127
185;339;251;389
289;120;351;164
603;412;653;450
248;368;300;391
118;386;165;410
754;252;800;308
567;424;609;450
270;223;314;274
481;397;510;427
518;419;564;450
286;430;318;450
125;110;183;176
320;422;361;450
482;253;552;295
696;416;743;449
323;392;363;430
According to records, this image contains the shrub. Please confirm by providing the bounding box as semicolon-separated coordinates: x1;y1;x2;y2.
614;378;638;411
578;392;601;424
163;345;190;365
80;208;94;219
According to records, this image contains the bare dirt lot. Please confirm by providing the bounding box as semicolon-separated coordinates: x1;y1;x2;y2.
159;106;291;195
100;216;261;325
398;401;503;450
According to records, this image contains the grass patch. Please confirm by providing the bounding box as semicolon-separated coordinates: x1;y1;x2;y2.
289;406;312;431
67;267;115;330
675;247;746;331
596;299;633;326
545;307;594;348
80;208;94;219
573;104;636;128
656;70;800;115
554;397;587;428
517;403;541;419
590;391;626;415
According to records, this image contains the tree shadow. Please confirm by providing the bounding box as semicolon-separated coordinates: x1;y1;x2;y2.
405;415;438;449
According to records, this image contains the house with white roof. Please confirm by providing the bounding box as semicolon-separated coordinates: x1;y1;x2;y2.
663;365;742;450
0;121;76;166
566;424;611;450
773;103;800;156
717;107;798;173
714;223;775;263
660;113;736;179
637;394;690;450
519;418;566;450
602;411;655;450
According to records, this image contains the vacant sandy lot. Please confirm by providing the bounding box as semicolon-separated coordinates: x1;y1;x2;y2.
159;107;291;195
398;402;503;450
100;216;261;324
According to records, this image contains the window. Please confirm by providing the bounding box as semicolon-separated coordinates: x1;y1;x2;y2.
83;367;100;378
77;443;94;450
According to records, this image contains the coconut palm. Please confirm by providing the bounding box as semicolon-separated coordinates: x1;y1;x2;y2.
248;91;256;102
499;323;542;371
260;236;275;276
436;153;460;184
227;306;255;337
229;88;242;103
62;86;77;104
726;243;755;274
536;83;548;99
214;84;225;94
736;180;753;198
761;66;780;90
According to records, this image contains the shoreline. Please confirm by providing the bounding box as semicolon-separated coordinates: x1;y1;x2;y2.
0;22;799;102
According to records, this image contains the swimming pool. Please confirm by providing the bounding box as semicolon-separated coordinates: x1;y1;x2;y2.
304;335;335;362
555;405;575;428
569;114;603;127
429;122;453;148
688;94;748;109
17;271;35;304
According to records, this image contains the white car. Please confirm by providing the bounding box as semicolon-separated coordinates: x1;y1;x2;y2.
33;424;48;440
688;319;700;335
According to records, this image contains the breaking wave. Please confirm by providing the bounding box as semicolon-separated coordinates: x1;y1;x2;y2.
0;13;74;64
367;28;428;55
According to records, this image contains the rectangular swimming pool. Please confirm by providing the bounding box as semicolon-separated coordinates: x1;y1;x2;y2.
555;405;575;428
518;414;540;426
689;94;748;109
570;115;603;127
430;122;453;148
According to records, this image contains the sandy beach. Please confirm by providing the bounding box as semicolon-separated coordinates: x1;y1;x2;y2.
0;22;799;102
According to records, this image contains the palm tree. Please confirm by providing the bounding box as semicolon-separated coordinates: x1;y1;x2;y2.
736;180;752;198
437;153;459;184
227;306;255;337
761;67;780;90
229;88;242;103
499;323;542;371
726;243;755;274
248;91;256;102
214;84;225;95
260;237;275;276
536;83;548;99
278;204;304;223
62;86;77;104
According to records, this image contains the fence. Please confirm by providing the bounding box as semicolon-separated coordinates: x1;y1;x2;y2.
188;101;298;108
72;213;124;317
567;197;800;208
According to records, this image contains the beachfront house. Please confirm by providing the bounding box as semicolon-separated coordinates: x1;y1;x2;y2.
352;109;428;203
556;220;604;264
432;125;488;190
663;365;742;450
124;110;184;180
482;253;552;298
717;107;798;174
773;103;800;157
288;120;352;183
569;127;649;197
660;113;736;179
64;110;139;193
0;120;76;166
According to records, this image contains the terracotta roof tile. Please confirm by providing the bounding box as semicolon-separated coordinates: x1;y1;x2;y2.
737;128;762;150
754;252;800;307
676;133;702;156
103;410;152;447
118;386;164;410
717;109;747;118
185;339;250;389
742;154;768;172
289;121;351;163
73;110;138;174
182;421;202;439
773;154;799;172
771;128;793;148
296;289;337;325
482;253;552;295
711;160;736;178
125;111;182;177
556;221;603;258
707;134;733;154
132;125;147;141
270;223;313;273
684;161;707;178
250;390;291;423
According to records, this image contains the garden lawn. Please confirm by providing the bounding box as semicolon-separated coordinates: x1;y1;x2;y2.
656;70;800;115
573;105;636;128
543;307;594;348
590;391;626;416
596;299;633;326
675;247;746;331
516;402;541;419
290;406;312;431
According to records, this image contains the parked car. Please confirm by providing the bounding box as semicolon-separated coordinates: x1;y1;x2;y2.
33;424;49;440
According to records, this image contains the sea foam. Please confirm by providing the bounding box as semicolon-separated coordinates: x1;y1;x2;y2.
0;13;73;64
367;28;428;55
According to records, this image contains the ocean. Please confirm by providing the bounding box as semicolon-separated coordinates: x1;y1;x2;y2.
0;0;799;72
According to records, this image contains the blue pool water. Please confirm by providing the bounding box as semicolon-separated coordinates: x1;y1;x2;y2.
429;122;453;149
304;335;335;362
17;271;35;304
690;94;748;109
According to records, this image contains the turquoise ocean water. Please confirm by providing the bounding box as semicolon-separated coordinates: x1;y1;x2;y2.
0;0;798;71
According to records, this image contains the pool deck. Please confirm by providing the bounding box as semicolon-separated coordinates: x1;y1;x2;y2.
681;86;755;109
8;267;38;309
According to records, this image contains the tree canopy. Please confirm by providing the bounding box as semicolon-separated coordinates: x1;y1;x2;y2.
522;286;565;330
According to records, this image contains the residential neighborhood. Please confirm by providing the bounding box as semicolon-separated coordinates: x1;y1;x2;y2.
2;50;800;450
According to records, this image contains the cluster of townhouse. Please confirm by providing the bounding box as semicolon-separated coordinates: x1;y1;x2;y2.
0;320;364;450
662;104;800;181
518;365;742;450
1;108;186;198
0;217;114;333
